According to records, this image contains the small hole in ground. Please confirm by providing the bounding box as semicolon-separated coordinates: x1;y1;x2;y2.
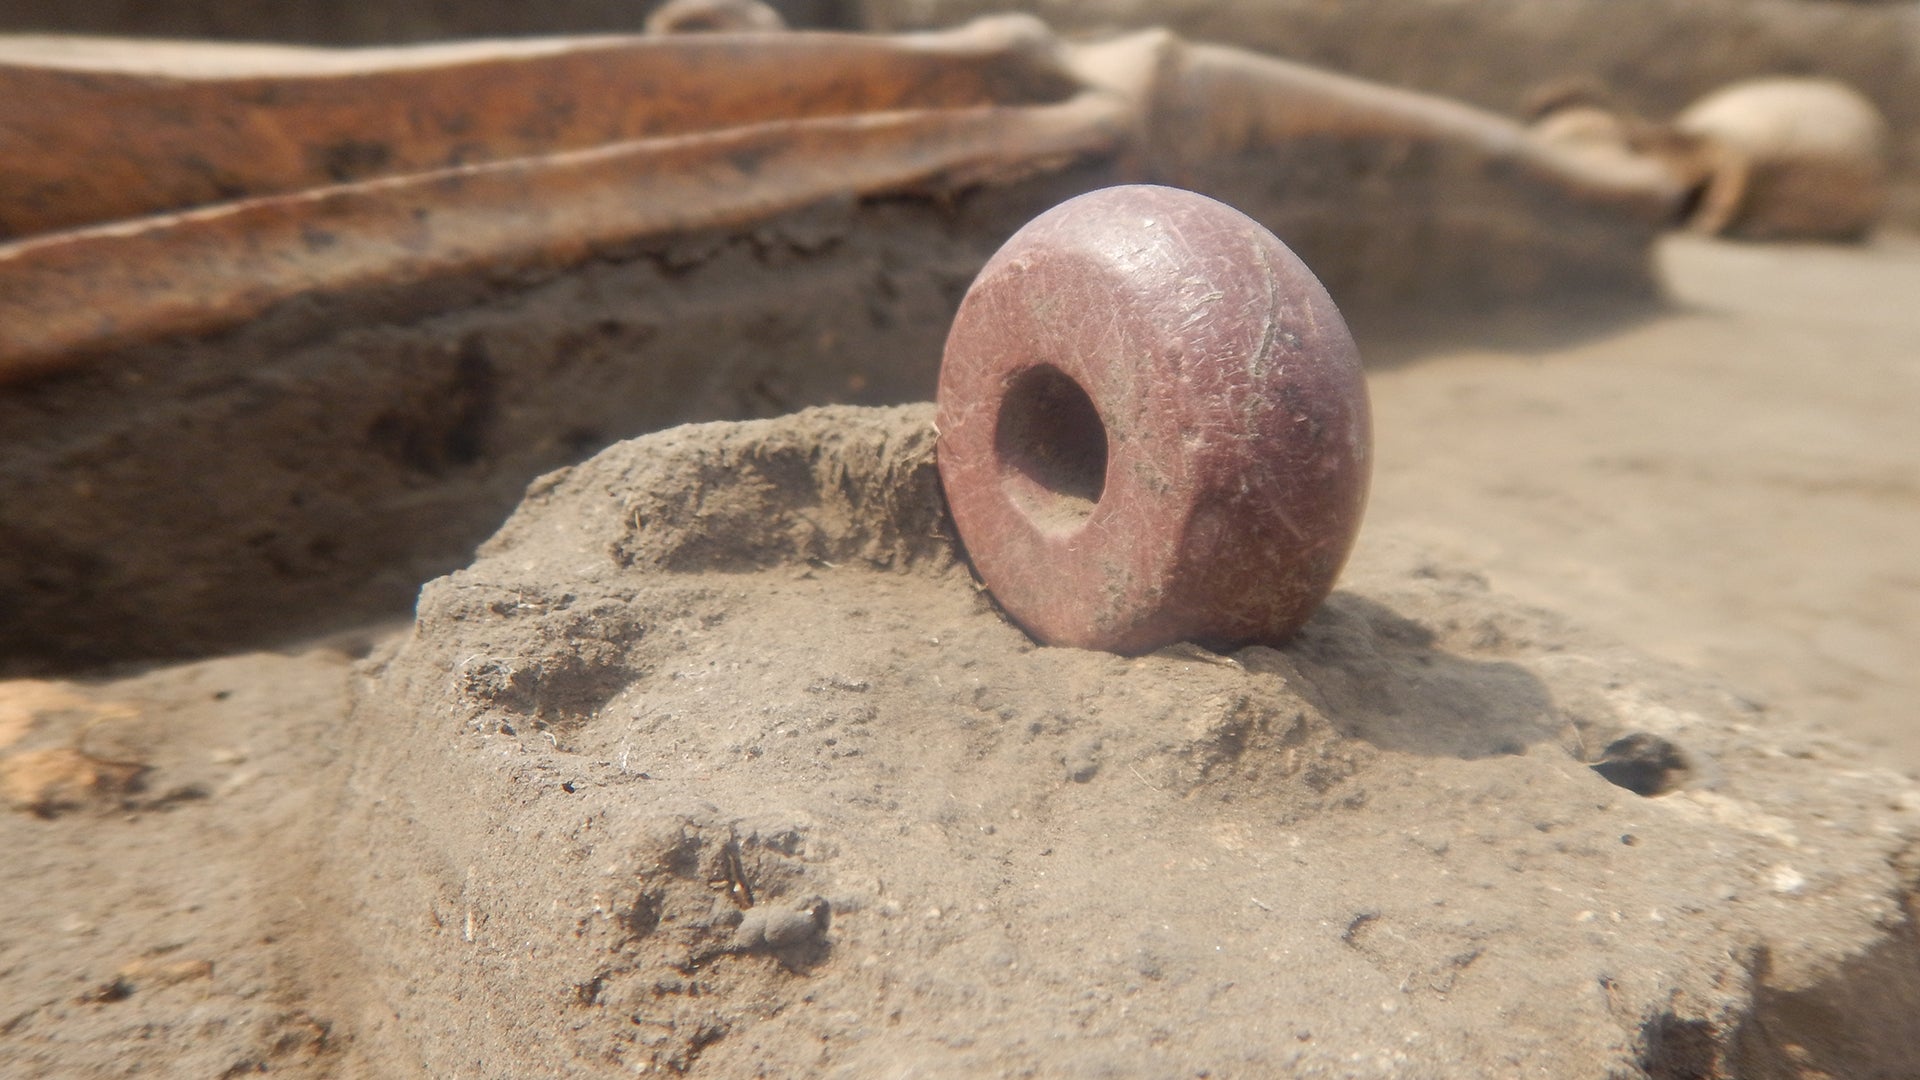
1591;732;1690;796
1636;1011;1721;1080
995;365;1108;530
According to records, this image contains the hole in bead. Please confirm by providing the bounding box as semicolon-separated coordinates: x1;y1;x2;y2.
995;365;1108;531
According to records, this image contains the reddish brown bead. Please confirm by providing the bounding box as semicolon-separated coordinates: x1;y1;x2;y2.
936;185;1370;654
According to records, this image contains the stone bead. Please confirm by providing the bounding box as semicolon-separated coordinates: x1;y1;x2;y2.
936;184;1371;654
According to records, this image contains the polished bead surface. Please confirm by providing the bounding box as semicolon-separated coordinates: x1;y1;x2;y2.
936;184;1371;654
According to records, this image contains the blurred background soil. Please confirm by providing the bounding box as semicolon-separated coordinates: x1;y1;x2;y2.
1365;232;1920;771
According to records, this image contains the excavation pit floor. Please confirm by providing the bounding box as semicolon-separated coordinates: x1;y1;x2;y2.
3;235;1919;1077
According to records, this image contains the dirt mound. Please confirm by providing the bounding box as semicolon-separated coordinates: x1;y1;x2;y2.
324;404;1920;1076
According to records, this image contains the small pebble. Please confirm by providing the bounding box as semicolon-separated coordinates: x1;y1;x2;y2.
737;897;830;950
1768;865;1808;895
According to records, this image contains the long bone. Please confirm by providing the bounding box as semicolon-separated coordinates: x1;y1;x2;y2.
0;16;1677;386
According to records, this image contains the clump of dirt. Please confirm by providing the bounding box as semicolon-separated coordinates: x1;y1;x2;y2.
3;402;1916;1076
317;404;1920;1076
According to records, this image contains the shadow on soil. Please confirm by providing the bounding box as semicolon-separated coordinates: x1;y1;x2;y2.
1255;591;1564;760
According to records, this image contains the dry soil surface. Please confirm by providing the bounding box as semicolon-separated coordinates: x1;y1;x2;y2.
2;234;1918;1078
1368;232;1920;771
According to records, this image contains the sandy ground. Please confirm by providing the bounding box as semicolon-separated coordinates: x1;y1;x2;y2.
2;232;1917;1077
1367;231;1920;773
307;404;1916;1076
